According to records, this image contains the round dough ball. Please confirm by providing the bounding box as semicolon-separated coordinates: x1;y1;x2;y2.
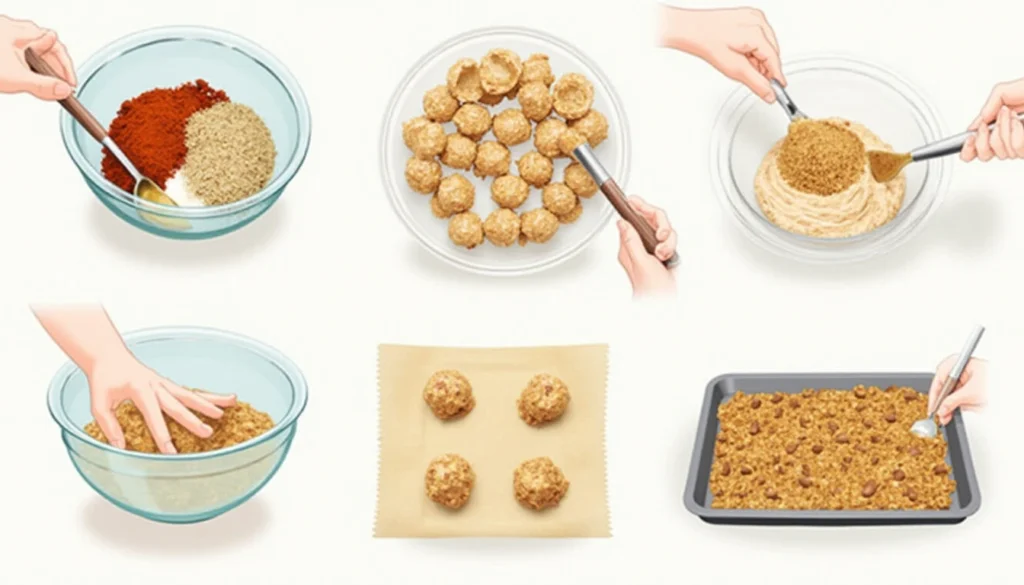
534;118;568;158
473;141;511;178
564;162;598;197
517;151;554;187
408;120;447;159
480;49;523;95
430;195;454;218
513;457;569;511
518;81;553;122
425;454;476;510
517;373;570;426
447;58;483;102
423;85;458;123
493;109;532;146
478;92;505;106
520;208;559;244
553;73;594;120
437;174;475;214
453;104;492;141
558;128;587;158
402;116;430;150
448;212;484;249
521;53;555;87
542;182;578;217
491;175;530;209
484;208;521;247
558;202;584;224
423;369;475;419
441;134;477;170
568;110;609;147
405;157;442;194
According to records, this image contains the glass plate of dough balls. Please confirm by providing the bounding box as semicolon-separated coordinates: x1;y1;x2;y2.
381;27;630;276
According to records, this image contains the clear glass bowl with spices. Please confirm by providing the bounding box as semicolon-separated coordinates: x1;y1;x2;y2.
47;327;308;524
60;26;311;240
711;55;951;263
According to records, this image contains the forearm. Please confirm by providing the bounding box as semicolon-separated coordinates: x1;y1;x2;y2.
657;4;703;54
31;304;129;373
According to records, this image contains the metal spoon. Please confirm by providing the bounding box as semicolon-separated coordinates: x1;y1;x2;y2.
24;48;176;208
868;113;1024;183
769;79;809;121
910;325;985;439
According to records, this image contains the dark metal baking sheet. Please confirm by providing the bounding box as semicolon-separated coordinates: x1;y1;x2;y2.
683;372;981;526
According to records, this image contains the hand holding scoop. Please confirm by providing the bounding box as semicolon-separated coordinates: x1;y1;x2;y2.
910;325;985;439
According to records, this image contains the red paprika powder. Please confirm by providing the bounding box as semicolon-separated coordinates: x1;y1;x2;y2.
101;79;229;192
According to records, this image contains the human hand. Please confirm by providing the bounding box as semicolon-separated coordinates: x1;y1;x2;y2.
0;15;76;100
927;356;987;426
658;5;785;103
960;79;1024;161
617;195;677;298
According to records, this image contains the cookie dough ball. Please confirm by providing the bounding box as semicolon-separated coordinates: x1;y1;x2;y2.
448;212;484;249
478;92;505;106
402;116;429;150
473;141;511;178
423;85;458;123
493;109;532;146
423;369;476;419
425;454;476;510
406;119;447;159
558;128;587;158
517;151;554;187
534;118;568;158
542;183;578;217
521;53;555;87
564;162;598;198
558;202;584;224
430;195;454;219
569;110;609;147
453;104;492;141
480;49;523;96
518;81;553;122
517;374;571;426
484;208;521;247
441;134;477;170
491;174;530;209
446;58;483;102
437;174;475;214
520;208;559;244
405;157;442;194
513;457;569;511
553;73;594;120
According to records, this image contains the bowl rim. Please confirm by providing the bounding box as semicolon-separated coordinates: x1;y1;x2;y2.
378;24;632;277
60;25;312;219
710;52;951;263
46;325;309;462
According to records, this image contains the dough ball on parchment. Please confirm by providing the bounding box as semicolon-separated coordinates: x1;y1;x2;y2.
513;457;569;511
517;373;571;426
423;369;476;420
425;453;476;510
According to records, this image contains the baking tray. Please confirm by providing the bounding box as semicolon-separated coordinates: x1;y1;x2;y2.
683;372;981;526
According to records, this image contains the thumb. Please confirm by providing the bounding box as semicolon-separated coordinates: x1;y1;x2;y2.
9;71;71;100
619;220;652;264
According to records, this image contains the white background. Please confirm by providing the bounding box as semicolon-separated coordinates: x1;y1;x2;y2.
0;0;1020;583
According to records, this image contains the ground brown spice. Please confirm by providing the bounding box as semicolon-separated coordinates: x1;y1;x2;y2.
84;391;274;454
777;119;866;195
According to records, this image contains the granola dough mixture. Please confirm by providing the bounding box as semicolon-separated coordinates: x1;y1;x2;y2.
709;385;957;511
423;369;476;419
425;453;476;509
755;118;906;239
514;457;570;510
517;374;570;426
84;391;274;454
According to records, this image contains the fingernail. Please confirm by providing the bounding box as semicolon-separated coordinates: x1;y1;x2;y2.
657;229;668;239
53;81;71;99
164;441;177;454
112;438;125;449
201;424;213;436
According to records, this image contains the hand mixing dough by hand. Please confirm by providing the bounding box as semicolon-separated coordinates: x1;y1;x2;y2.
517;374;571;426
425;454;476;510
423;369;476;419
513;457;570;511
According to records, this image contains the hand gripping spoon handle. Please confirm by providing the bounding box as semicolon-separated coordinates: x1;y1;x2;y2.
573;143;680;269
910;325;985;439
910;113;1024;162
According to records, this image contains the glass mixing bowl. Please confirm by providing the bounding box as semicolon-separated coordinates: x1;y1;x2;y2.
711;55;951;263
60;26;311;240
381;26;630;276
47;327;308;524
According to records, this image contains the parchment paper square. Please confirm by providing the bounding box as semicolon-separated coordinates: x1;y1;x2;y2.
374;344;610;538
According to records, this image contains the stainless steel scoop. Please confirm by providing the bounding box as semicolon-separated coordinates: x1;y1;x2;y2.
910;325;985;439
769;79;808;121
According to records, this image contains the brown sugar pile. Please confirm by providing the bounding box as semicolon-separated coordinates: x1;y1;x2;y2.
709;385;956;511
84;390;274;454
777;119;866;195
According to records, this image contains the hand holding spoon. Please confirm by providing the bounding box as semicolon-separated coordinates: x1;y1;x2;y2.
868;113;1024;183
910;325;985;439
